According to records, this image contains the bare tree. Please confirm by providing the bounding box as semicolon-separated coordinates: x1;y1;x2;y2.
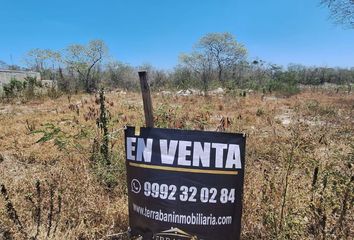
321;0;354;28
65;40;108;93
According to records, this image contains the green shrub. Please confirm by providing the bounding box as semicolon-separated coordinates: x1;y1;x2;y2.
24;76;40;98
2;78;25;98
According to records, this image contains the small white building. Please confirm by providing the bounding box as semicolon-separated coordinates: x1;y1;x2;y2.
0;69;41;92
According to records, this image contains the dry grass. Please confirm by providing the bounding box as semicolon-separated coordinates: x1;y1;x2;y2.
0;89;353;239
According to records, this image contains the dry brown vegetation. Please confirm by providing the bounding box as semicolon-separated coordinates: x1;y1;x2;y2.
0;89;353;239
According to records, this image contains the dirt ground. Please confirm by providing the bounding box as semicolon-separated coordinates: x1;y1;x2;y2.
0;89;353;239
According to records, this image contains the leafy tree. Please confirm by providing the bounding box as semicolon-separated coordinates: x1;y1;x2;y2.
24;49;61;78
321;0;354;28
65;40;108;93
179;32;247;91
197;32;247;83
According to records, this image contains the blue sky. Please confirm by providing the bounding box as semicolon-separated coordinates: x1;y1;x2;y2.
0;0;353;69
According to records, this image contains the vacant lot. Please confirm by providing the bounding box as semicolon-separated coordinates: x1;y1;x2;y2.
0;89;353;239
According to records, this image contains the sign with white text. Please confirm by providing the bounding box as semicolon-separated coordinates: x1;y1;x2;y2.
125;127;246;240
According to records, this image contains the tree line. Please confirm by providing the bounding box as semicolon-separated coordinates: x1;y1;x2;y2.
1;33;353;95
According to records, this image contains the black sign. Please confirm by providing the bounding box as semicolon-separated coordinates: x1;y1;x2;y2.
125;127;246;240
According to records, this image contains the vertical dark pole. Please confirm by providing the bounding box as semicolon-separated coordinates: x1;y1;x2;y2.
138;71;154;128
